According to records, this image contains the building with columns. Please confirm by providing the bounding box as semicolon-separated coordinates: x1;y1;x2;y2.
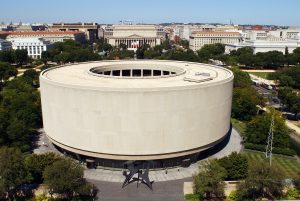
225;33;300;55
8;37;52;59
1;31;86;44
104;25;165;50
49;22;99;41
189;31;243;51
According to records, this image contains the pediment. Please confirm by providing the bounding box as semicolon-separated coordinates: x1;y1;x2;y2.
127;34;144;38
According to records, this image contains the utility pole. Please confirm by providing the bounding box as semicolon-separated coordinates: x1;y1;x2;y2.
265;114;275;166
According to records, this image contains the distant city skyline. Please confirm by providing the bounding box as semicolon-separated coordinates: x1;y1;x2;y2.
1;0;300;26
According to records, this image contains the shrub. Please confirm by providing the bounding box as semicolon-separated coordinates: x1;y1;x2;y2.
244;143;296;156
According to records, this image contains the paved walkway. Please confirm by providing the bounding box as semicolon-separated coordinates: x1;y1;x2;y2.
84;128;242;182
286;120;300;136
242;69;275;73
90;178;189;201
34;128;242;183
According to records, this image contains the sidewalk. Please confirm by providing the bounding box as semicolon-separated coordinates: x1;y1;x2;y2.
286;120;300;136
34;128;242;183
84;128;242;183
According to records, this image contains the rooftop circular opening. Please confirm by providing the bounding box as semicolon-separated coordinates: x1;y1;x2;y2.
88;64;186;79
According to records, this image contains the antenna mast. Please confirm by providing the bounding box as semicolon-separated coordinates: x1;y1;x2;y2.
265;114;275;166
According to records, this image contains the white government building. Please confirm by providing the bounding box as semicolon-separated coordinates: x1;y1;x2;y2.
103;24;165;50
189;31;243;51
244;29;300;41
8;37;52;59
225;33;300;54
4;31;86;43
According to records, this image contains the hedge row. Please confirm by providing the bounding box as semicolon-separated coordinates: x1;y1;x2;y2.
244;143;296;156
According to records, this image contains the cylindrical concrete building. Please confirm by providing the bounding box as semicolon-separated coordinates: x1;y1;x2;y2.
40;60;233;168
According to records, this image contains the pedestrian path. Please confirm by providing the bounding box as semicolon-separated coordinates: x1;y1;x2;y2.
84;128;242;182
34;128;242;182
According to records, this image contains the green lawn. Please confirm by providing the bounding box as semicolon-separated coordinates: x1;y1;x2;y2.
249;72;273;80
231;118;247;136
243;150;300;178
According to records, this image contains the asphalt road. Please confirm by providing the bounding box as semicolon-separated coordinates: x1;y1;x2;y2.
89;178;191;201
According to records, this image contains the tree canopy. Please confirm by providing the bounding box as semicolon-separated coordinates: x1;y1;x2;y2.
41;40;102;64
43;158;91;200
193;160;227;200
232;87;262;121
24;153;62;183
0;76;41;152
245;110;290;148
236;161;285;201
0;62;17;89
197;43;225;62
0;147;30;198
218;152;248;180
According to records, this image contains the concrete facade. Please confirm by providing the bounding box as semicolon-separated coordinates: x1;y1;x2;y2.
49;22;98;41
2;31;86;43
189;31;242;51
225;34;300;54
40;60;233;161
104;25;165;50
8;37;51;59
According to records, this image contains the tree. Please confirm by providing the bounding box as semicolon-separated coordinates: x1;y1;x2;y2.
278;87;300;118
0;147;30;199
136;44;150;59
245;110;290;148
0;62;17;89
53;52;71;64
0;50;14;63
179;39;189;49
119;43;127;50
254;51;285;69
14;49;28;66
0;78;42;151
273;66;300;89
193;160;227;200
161;39;172;50
197;43;225;62
167;49;199;62
24;153;62;183
218;152;248;180
43;158;90;200
0;107;9;146
231;68;252;88
41;51;50;64
22;69;40;87
232;87;262;121
236;161;285;201
293;47;300;64
233;47;256;66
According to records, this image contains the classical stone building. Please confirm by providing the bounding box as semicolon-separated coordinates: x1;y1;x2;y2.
189;31;242;51
8;37;52;59
225;33;300;54
49;22;99;41
103;25;165;50
1;31;86;43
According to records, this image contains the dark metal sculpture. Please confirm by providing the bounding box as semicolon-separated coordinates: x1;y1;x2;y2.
122;161;153;190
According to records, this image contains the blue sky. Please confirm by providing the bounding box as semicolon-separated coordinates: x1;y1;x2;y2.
1;0;299;26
